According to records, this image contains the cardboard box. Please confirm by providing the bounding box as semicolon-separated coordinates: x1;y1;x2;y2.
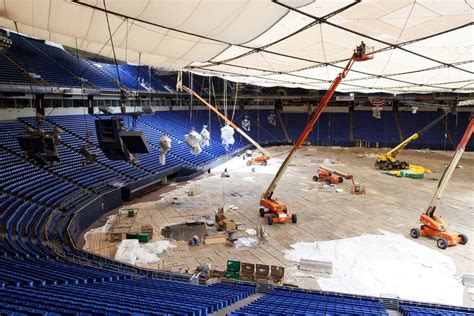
223;219;236;230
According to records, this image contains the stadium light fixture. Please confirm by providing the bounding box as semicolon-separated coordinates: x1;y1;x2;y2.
0;34;12;52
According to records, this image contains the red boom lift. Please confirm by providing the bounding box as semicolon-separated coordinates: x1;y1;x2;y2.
259;47;373;225
410;116;473;249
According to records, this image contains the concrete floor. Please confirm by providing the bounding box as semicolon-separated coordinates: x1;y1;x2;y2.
83;146;474;307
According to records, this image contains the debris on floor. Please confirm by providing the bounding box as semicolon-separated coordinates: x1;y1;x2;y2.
115;239;175;266
283;230;464;306
246;228;257;236
204;232;227;244
299;259;333;277
316;184;344;193
234;236;259;248
186;187;202;196
359;153;377;158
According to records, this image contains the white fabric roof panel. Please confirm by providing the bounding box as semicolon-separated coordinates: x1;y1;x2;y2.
0;0;472;93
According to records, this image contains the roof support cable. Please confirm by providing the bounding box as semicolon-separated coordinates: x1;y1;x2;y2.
103;0;123;91
231;82;239;121
272;0;473;75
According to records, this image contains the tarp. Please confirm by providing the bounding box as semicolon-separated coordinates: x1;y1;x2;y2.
185;129;202;155
200;126;210;148
0;0;472;93
221;124;235;149
159;133;171;165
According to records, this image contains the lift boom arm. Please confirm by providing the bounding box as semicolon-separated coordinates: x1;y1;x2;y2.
319;165;357;187
177;82;269;157
426;117;474;218
384;113;447;158
262;55;356;199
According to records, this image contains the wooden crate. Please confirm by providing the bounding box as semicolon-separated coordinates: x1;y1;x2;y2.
241;262;255;276
141;224;154;238
271;265;285;283
255;264;270;280
204;232;226;245
209;270;225;278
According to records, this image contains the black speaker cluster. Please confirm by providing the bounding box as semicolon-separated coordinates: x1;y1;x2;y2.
17;128;60;167
95;117;150;162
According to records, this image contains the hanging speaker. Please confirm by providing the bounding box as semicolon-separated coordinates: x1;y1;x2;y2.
119;131;150;154
95;117;132;161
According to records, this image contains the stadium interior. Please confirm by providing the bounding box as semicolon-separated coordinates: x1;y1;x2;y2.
0;1;473;315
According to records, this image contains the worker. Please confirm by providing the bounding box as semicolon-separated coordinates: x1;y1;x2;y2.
221;168;230;177
189;235;200;246
356;41;366;57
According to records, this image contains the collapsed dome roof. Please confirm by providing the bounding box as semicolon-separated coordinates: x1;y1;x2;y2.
0;0;472;93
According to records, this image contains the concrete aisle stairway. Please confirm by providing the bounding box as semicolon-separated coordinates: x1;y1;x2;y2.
210;293;265;316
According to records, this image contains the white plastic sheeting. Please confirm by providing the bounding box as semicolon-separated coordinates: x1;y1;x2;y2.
114;239;175;266
0;0;472;92
200;125;210;148
83;214;117;250
220;124;235;149
185;129;202;155
159;133;171;165
115;239;140;265
283;230;465;306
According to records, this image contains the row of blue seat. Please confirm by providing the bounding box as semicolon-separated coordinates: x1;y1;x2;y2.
231;289;388;316
400;304;474;316
0;31;179;92
0;277;255;316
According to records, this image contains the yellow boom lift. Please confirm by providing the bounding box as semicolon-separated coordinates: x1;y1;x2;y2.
176;76;270;165
375;112;447;171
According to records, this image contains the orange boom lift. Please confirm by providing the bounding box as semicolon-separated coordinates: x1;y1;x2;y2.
313;165;366;195
259;46;373;225
410;116;473;249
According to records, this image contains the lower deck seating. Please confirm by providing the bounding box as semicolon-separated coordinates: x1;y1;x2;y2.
399;304;473;316
0;111;472;315
0;276;255;315
231;289;388;316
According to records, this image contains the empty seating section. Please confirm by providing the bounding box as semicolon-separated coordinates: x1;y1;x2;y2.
0;31;179;91
231;289;388;316
5;33;80;87
311;112;351;145
0;112;472;315
24;37;117;90
281;112;309;141
447;112;472;146
0;120;29;152
164;109;247;152
399;304;473;316
398;111;448;149
121;64;175;92
220;109;286;145
46;115;151;180
0;150;79;207
0;54;30;85
353;110;400;147
19;117;129;193
138;113;232;166
0;272;254;315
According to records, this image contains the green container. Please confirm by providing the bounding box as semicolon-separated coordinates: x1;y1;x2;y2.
126;233;139;239
227;260;241;272
409;173;424;179
224;271;240;280
137;233;151;243
127;210;135;218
